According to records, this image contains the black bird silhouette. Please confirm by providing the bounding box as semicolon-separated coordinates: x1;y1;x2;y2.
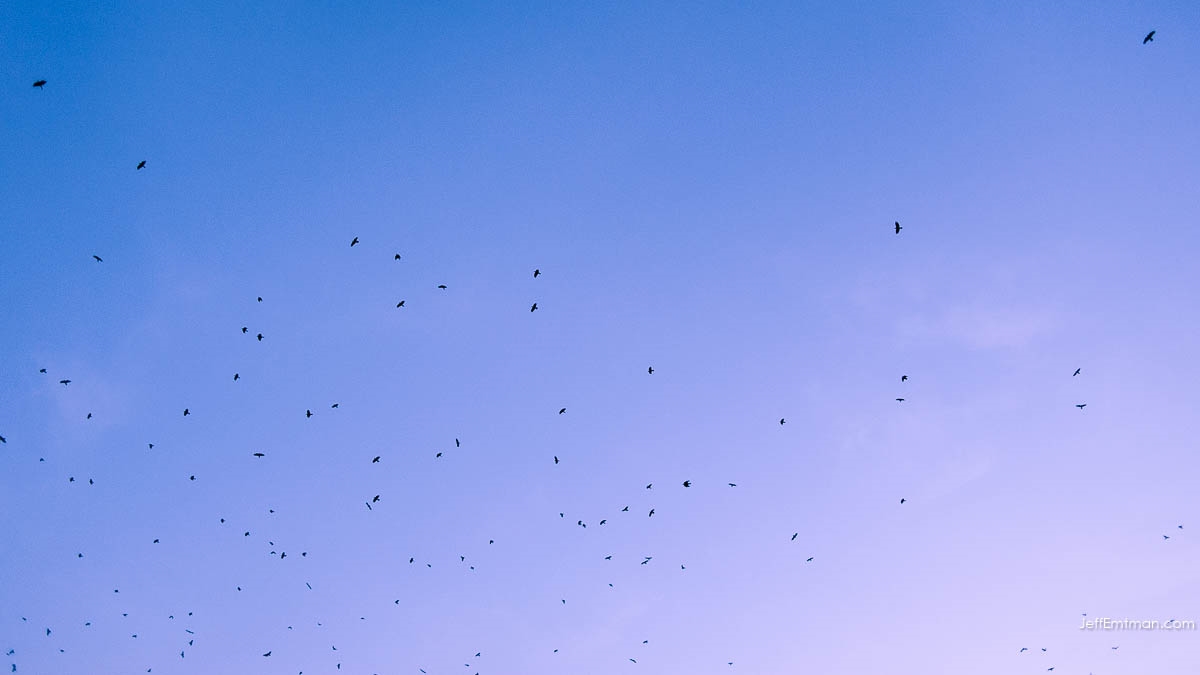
257;296;262;302
183;408;190;416
791;533;798;541
86;413;92;419
646;483;653;489
60;379;70;385
331;403;339;408
372;495;380;503
728;482;736;487
394;253;401;260
0;436;5;444
622;506;629;511
40;368;46;373
372;456;380;463
896;398;905;402
1163;535;1170;540
779;418;786;425
901;375;907;381
436;452;442;458
233;373;239;381
682;480;691;487
256;333;263;341
306;409;313;418
648;366;654;374
1144;30;1155;44
533;269;540;277
1073;368;1081;376
350;237;359;247
437;284;447;289
33;80;47;88
806;557;814;562
648;509;655;517
554;456;559;464
558;408;566;414
455;438;460;447
252;453;264;458
92;255;103;262
894;221;902;234
262;652;271;657
1076;404;1087;409
530;303;538;312
242;326;248;333
396;300;405;308
900;498;906;504
136;161;146;170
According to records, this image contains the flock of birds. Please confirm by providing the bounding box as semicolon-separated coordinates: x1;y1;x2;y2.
3;26;1179;675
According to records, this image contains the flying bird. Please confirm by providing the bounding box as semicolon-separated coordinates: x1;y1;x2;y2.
396;300;405;308
533;269;540;277
682;480;691;487
92;255;103;262
331;403;338;408
437;284;447;289
252;453;264;458
648;366;654;374
394;253;401;260
136;161;146;170
256;333;263;341
1076;404;1087;409
39;368;46;373
648;509;655;517
554;456;559;464
183;408;190;416
896;398;905;402
233;373;239;381
33;80;47;88
1073;368;1081;376
531;303;538;312
306;409;313;418
242;326;248;333
257;296;262;302
728;482;736;487
1144;30;1156;44
350;237;359;247
372;456;380;463
901;375;907;381
900;498;906;504
455;438;460;447
780;418;786;425
559;408;566;414
791;533;798;541
59;380;70;385
894;221;902;234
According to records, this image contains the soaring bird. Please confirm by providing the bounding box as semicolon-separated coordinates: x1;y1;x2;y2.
558;408;566;415
183;408;190;416
331;403;338;408
622;506;629;512
396;300;405;308
554;456;559;464
1073;368;1081;376
256;333;264;341
394;253;401;260
306;410;313;418
233;373;240;381
455;438;460;447
646;483;653;489
682;480;691;487
728;482;736;487
257;296;263;302
242;326;248;333
39;368;46;373
530;303;538;312
648;366;654;374
437;284;447;289
262;652;271;657
791;533;798;541
372;495;380;503
900;498;906;504
59;379;71;385
894;221;902;234
136;161;146;170
533;269;540;277
1076;404;1087;409
0;436;5;444
1144;30;1156;43
33;80;47;88
901;375;907;381
779;418;786;425
648;509;655;517
372;456;380;463
93;255;103;262
350;237;359;247
252;453;264;458
896;398;905;402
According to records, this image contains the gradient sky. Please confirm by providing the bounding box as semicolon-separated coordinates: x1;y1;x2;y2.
3;1;1200;673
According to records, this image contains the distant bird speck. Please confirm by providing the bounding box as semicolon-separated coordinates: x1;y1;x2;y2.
350;237;359;247
894;221;902;234
1144;30;1156;44
33;80;47;88
136;161;146;170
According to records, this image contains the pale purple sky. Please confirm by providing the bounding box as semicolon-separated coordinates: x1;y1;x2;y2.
2;2;1199;673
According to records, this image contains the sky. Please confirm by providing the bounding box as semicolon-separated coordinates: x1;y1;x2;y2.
2;1;1200;673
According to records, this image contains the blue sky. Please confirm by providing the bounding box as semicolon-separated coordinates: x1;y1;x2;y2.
2;1;1199;673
